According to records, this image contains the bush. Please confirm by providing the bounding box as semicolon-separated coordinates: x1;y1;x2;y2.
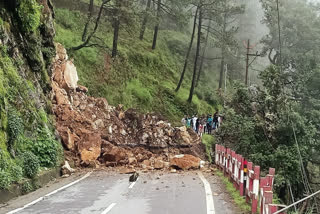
31;128;59;167
8;108;24;143
21;151;40;178
0;170;12;189
21;181;34;194
9;164;23;182
17;0;42;33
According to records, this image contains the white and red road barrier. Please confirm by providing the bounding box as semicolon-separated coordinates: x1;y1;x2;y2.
215;144;286;214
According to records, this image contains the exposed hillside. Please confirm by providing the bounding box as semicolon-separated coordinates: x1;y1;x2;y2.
53;7;220;123
0;0;62;190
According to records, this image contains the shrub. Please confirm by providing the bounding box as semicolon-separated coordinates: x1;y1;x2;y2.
0;170;12;189
0;150;9;170
8;108;24;144
9;164;23;182
21;181;34;194
21;151;40;178
31;128;59;167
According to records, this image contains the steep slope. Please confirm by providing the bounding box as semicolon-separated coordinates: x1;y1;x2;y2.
52;44;205;168
0;0;62;190
53;5;220;123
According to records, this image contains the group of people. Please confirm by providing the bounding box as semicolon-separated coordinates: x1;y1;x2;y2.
181;111;222;136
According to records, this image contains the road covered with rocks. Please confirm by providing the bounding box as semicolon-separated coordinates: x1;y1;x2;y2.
1;170;241;214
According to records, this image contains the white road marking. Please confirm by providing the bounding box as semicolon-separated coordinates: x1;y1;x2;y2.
128;177;139;189
198;172;216;214
101;203;117;214
7;172;92;214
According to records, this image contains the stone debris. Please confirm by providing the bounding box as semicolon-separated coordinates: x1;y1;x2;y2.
51;43;206;171
61;161;76;176
129;172;139;182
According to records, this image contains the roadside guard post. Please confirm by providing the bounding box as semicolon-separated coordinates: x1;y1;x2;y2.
214;144;284;214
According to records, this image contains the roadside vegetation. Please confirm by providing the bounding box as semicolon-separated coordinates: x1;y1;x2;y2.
0;0;62;191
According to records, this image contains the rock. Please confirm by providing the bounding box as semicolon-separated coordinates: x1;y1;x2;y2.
102;146;127;164
142;160;151;167
170;169;177;173
55;43;68;61
154;159;165;170
170;154;201;170
120;168;136;174
129;172;139;182
129;157;137;165
63;61;79;90
61;161;76;175
79;132;102;163
77;85;88;93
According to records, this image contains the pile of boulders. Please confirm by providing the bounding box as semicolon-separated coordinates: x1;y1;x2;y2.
51;43;205;171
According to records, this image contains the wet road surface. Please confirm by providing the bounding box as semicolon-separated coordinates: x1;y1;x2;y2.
1;171;240;214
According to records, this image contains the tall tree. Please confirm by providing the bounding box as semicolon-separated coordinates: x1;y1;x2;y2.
188;3;202;103
112;0;121;58
175;7;198;92
196;20;210;87
139;0;152;40
82;0;95;42
152;0;161;50
71;0;111;51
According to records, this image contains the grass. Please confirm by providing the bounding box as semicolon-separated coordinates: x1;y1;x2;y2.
54;8;220;123
216;171;251;213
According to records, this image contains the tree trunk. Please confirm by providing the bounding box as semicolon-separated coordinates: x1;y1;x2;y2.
196;20;210;87
71;0;110;51
152;0;161;50
139;0;151;40
219;0;227;89
218;52;225;89
188;6;202;103
82;0;94;42
112;18;120;58
175;7;198;92
112;1;121;58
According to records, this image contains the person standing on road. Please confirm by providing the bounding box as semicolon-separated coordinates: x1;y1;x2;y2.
196;118;200;133
207;115;213;134
213;111;219;131
186;117;191;128
192;115;198;131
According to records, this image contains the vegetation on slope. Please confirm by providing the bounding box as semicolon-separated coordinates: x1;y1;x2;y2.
54;8;220;122
0;1;62;190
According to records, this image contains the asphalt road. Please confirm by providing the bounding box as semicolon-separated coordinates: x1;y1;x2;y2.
1;171;240;214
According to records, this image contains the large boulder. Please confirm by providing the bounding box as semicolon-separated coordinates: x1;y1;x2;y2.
78;132;102;162
63;61;79;90
170;154;201;170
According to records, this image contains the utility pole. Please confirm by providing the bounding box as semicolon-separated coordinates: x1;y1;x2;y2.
245;39;250;86
244;39;260;86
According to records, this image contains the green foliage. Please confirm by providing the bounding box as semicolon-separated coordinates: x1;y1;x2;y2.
21;151;40;178
0;170;12;189
30;128;60;167
8;108;24;144
21;181;34;194
8;163;23;182
216;66;320;203
17;0;42;33
216;171;251;212
54;8;220;122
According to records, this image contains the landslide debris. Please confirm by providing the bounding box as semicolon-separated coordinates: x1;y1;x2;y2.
51;44;206;171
